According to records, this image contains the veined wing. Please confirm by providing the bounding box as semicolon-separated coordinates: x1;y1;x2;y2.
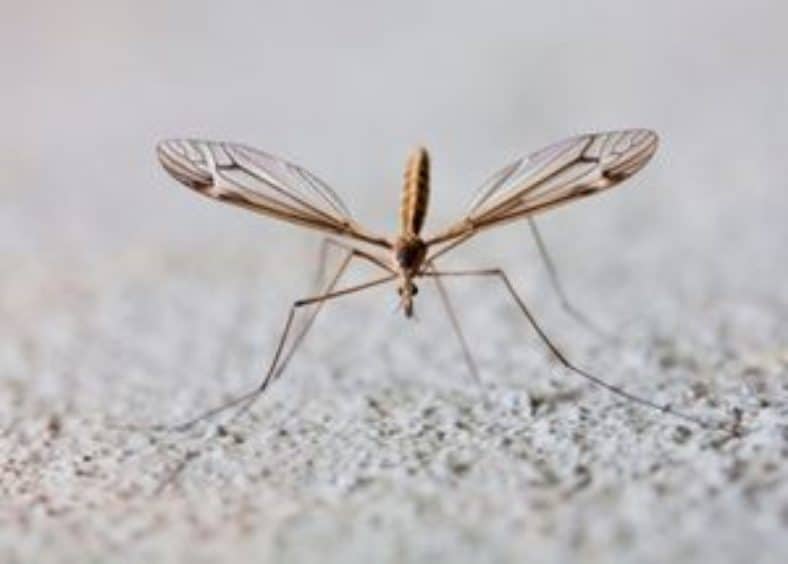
157;139;390;248
426;129;658;246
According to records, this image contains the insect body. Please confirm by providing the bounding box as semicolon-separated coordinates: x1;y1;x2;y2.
156;130;714;437
395;146;430;316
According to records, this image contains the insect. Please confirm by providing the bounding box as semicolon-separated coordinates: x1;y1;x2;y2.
156;129;713;434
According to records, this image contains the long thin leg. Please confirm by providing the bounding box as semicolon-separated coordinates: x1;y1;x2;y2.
155;271;396;494
288;239;393;385
426;263;481;384
427;221;607;339
224;271;397;429
312;237;336;290
527;218;608;338
426;231;474;264
280;246;392;381
169;262;394;433
422;267;718;430
313;237;393;291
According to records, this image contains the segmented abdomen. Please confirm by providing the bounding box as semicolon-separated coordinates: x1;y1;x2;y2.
400;147;430;236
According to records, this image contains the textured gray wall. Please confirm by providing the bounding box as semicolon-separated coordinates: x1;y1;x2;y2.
2;2;787;563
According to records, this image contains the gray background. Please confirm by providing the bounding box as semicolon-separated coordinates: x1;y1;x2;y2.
1;1;787;563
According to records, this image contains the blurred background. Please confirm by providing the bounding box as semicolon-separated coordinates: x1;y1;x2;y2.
3;1;786;286
2;2;788;562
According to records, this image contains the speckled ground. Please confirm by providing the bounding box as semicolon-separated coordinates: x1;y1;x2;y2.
4;2;788;562
1;239;786;563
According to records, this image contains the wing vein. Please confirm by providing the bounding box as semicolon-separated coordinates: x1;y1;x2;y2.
425;129;658;248
157;139;390;248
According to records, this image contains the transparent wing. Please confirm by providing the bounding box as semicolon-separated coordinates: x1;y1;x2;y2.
157;139;390;247
426;129;658;245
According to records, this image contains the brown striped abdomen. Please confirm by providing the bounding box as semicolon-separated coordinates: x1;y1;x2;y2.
400;147;430;236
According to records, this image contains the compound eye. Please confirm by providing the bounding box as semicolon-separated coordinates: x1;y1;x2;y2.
411;284;419;296
397;287;403;296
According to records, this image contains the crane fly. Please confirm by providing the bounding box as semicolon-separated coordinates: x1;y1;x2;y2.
156;129;717;443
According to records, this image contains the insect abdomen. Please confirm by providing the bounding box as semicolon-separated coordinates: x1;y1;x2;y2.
400;147;430;236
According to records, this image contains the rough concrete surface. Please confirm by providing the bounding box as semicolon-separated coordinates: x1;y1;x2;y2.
2;2;788;563
2;229;787;564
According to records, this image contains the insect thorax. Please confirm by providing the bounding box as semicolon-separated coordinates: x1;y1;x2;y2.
400;147;430;237
393;235;427;275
